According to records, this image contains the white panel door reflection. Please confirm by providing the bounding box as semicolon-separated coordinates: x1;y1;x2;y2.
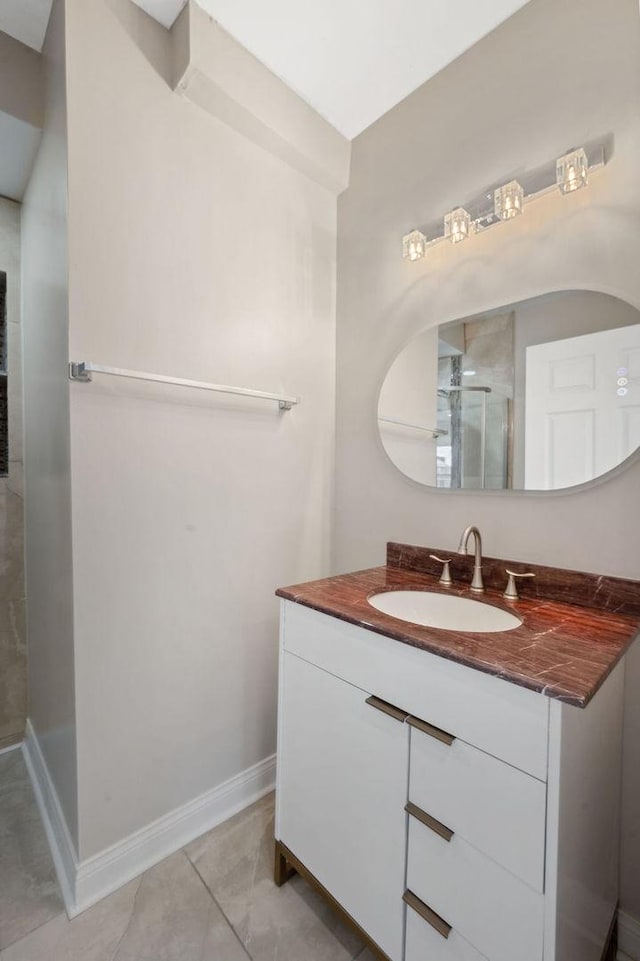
525;323;640;489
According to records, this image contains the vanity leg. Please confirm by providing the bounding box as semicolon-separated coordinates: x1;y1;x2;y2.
274;840;296;886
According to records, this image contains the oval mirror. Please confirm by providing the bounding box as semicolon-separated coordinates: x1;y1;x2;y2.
377;291;640;491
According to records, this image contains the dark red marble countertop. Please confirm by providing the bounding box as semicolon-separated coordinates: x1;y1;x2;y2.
276;549;640;708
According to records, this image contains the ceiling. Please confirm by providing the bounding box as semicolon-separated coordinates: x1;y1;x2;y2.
0;0;531;139
0;0;54;52
136;0;532;138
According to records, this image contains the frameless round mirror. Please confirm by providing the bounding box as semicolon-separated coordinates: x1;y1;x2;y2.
377;290;640;491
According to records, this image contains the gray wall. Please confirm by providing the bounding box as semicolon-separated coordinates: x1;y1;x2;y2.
335;0;640;921
0;30;43;129
0;31;43;202
64;0;339;860
0;198;26;750
21;0;78;848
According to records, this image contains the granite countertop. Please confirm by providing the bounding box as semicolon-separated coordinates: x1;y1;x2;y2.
276;543;640;708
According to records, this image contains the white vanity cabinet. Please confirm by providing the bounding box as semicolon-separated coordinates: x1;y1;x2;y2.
277;650;408;959
275;600;624;961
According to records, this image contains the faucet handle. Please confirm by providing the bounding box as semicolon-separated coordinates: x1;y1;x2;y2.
430;554;453;587
504;569;536;601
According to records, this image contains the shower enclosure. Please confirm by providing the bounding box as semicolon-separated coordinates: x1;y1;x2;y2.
436;383;512;490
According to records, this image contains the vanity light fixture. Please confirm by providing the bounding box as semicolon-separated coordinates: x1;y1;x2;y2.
444;207;471;244
556;148;588;194
494;180;524;220
401;142;604;261
402;229;427;261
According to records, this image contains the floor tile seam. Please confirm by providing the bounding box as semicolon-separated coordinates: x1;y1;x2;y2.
0;907;68;954
108;874;144;961
183;847;253;961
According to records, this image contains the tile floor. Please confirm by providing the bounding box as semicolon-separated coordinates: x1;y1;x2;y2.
0;749;375;961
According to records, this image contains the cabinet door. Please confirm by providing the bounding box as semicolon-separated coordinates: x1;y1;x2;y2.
277;651;408;961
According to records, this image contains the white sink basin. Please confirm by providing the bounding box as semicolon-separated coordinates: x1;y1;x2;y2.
367;590;522;633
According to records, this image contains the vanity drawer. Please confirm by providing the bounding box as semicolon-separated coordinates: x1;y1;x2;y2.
404;893;488;961
282;601;549;780
407;817;544;961
409;723;546;890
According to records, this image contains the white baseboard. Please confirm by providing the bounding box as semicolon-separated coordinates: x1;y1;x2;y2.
23;717;276;917
73;751;276;915
619;912;640;961
22;719;78;916
0;740;22;756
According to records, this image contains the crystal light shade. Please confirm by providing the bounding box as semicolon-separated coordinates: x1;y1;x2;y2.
556;148;588;194
402;230;427;261
494;180;524;220
444;207;471;244
401;144;599;262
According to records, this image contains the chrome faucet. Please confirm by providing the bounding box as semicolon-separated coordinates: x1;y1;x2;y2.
457;525;484;593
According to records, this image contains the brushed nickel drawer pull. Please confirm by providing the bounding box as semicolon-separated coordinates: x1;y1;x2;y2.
365;695;409;723
407;715;455;746
405;801;454;842
403;889;452;939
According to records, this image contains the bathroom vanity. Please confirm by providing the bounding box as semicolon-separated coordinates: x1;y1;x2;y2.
274;543;640;961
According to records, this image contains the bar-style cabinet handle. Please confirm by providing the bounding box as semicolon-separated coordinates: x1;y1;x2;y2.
403;890;452;939
407;714;455;746
365;695;409;723
405;801;454;842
